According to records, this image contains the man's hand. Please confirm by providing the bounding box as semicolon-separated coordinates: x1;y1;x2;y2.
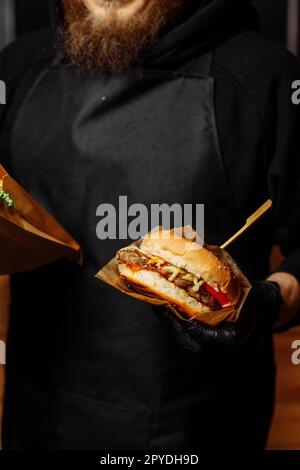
267;272;300;330
155;280;283;354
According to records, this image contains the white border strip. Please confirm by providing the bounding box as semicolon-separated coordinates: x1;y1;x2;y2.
287;0;299;55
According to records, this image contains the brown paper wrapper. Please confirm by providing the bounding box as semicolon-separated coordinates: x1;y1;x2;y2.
95;226;252;326
0;164;83;274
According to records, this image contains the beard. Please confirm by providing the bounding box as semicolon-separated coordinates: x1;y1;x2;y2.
57;0;184;75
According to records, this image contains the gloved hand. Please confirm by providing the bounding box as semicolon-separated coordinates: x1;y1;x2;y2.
154;280;283;354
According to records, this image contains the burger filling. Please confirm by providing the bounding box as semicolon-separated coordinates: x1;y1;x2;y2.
117;248;227;311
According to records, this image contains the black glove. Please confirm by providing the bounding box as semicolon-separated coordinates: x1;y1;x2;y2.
154;280;283;354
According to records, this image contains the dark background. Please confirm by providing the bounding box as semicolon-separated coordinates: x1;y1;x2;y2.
15;0;287;45
1;0;300;453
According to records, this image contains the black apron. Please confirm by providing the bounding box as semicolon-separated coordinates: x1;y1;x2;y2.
2;52;275;449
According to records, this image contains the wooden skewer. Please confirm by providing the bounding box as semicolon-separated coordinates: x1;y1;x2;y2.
220;199;273;250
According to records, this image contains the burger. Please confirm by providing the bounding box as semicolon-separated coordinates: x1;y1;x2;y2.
116;229;241;318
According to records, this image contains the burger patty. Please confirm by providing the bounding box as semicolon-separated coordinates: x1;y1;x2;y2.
117;248;220;310
173;278;220;309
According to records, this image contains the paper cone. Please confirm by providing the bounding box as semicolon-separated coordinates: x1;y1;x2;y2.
0;164;83;274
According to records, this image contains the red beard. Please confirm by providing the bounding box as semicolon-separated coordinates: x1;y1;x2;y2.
57;0;184;74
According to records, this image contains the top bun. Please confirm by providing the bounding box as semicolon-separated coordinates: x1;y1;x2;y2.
141;228;232;294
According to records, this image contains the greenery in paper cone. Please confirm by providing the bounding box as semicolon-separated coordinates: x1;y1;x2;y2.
0;188;14;207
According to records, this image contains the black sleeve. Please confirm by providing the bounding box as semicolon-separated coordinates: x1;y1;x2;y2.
0;28;55;131
267;52;300;282
0;30;55;173
0;38;30;133
213;35;300;284
0;41;17;168
0;41;17;129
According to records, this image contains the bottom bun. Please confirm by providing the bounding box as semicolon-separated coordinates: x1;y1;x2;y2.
118;264;211;318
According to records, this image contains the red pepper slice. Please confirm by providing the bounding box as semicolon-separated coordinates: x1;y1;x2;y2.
202;283;230;308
